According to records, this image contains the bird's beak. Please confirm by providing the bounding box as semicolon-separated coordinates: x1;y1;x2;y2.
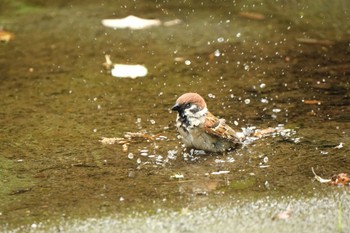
171;103;181;112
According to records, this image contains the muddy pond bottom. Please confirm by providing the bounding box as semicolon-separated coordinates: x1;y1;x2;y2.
1;0;350;232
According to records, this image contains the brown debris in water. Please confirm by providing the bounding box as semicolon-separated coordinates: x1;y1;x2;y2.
0;30;14;43
238;12;266;20
330;173;350;186
252;127;277;138
312;167;350;186
10;188;32;195
100;132;166;154
303;100;321;105
296;38;334;46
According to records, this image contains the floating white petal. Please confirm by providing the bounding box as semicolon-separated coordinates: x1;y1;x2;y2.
102;15;161;30
111;64;148;79
103;55;148;79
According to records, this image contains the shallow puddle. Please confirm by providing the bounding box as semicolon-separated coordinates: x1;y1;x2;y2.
0;0;349;231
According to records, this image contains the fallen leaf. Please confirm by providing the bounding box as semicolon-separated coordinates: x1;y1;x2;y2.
0;30;14;42
100;131;165;156
100;137;123;145
111;64;148;79
252;127;276;138
103;55;148;78
303;100;321;105
312;168;350;186
330;173;350;186
239;12;266;20
311;167;331;183
296;38;334;46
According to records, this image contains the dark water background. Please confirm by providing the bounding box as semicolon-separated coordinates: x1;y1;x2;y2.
0;0;349;231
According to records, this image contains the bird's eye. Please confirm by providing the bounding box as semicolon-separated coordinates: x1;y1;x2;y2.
185;103;191;108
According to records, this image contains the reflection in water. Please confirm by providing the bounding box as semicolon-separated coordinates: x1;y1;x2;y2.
0;0;349;231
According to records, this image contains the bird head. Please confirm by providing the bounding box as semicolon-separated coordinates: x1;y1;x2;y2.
171;93;207;117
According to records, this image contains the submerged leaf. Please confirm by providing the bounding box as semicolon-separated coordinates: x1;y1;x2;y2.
311;167;331;183
103;55;148;78
111;64;148;79
102;15;161;30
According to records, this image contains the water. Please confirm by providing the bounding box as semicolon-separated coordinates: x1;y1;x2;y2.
0;0;349;231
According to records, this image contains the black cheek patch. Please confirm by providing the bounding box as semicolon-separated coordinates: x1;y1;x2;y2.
178;110;190;127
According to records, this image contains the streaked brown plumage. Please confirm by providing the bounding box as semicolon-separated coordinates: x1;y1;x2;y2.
171;93;242;152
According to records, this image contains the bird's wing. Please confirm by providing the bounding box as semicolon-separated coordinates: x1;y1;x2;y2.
204;112;240;142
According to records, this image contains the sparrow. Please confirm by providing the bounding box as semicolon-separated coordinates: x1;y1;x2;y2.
171;93;243;152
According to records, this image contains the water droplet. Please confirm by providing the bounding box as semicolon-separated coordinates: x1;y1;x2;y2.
208;93;216;98
261;98;269;104
217;37;224;43
263;156;268;163
264;180;270;189
227;157;235;163
215;159;226;163
127;153;134;159
167;150;177;160
140;152;148;157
